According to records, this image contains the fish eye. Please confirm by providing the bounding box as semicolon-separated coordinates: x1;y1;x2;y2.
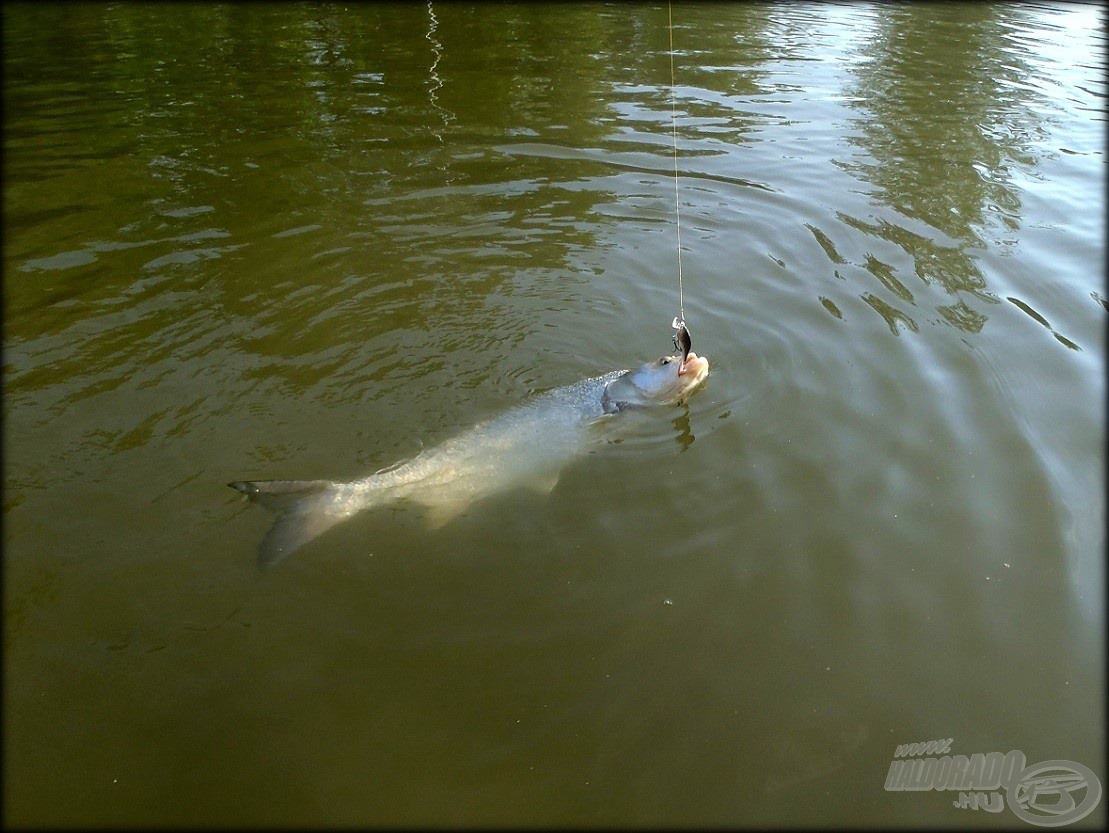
659;357;671;365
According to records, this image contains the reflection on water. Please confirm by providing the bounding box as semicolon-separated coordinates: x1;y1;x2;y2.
423;1;453;143
3;2;1104;827
839;3;1037;335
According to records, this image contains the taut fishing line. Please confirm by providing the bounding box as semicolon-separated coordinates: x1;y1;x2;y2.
667;1;692;366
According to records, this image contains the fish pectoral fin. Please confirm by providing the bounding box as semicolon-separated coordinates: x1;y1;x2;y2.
422;499;470;530
523;471;560;495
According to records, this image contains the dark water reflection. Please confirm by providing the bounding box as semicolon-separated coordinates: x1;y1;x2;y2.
840;2;1044;335
4;2;1105;827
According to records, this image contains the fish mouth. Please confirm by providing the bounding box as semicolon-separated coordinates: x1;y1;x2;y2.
678;351;708;379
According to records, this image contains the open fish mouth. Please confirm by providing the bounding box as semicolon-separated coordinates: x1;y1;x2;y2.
679;351;708;379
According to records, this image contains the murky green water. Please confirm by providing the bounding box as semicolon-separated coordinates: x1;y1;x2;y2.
4;1;1105;826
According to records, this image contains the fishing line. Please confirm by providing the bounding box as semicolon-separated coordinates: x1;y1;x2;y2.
667;1;691;365
667;0;685;323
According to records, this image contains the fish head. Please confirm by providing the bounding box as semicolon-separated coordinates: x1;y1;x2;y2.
603;351;710;410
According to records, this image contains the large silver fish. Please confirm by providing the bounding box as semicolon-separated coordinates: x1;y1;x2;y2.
229;350;709;566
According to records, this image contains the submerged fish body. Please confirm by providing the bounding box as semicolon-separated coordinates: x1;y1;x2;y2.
230;352;709;567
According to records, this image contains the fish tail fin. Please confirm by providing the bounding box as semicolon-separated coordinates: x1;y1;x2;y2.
228;479;350;568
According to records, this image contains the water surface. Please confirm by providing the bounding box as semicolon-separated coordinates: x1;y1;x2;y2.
4;2;1105;826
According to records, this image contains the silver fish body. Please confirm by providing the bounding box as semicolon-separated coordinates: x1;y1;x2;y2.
230;352;709;567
